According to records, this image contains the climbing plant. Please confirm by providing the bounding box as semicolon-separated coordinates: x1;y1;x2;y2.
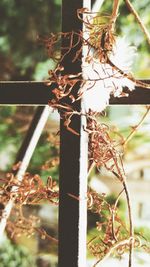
0;1;150;267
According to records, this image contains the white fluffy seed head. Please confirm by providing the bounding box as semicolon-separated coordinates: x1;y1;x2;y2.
80;37;137;112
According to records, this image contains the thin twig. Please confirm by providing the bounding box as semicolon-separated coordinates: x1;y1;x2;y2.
123;180;134;267
111;0;120;23
34;227;58;243
122;106;150;147
107;57;150;89
86;115;134;267
125;0;150;45
111;188;124;241
112;170;133;267
93;237;134;267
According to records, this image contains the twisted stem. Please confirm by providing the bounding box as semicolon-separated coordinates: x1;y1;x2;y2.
125;0;150;45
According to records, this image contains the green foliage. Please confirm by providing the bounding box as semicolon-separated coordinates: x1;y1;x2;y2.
0;107;59;177
135;226;150;242
0;239;36;267
0;0;149;80
0;107;39;171
0;0;61;80
0;106;22;170
106;193;125;209
33;59;56;81
28;131;59;182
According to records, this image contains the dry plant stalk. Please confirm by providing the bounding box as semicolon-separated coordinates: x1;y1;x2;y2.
6;206;58;243
77;8;150;89
0;173;59;206
85;115;134;267
122;106;150;146
0;1;150;265
87;186;148;266
86;105;150;266
44;5;150;265
125;0;150;45
0;173;59;242
45;4;150;108
1;107;149;265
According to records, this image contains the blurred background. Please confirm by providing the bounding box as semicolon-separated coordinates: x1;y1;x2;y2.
0;0;149;81
0;0;61;81
0;105;150;267
0;107;59;267
87;105;150;266
0;0;150;266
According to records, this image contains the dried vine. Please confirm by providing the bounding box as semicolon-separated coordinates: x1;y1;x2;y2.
86;105;150;266
44;3;150;266
0;1;150;266
0;172;59;241
125;0;150;45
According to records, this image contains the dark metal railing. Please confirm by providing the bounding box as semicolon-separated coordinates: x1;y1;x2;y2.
0;0;150;266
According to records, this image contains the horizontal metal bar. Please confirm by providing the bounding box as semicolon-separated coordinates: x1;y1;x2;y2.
110;80;150;104
0;80;150;104
0;81;54;104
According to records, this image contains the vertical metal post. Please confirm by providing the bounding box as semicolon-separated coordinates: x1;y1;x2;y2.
59;1;90;267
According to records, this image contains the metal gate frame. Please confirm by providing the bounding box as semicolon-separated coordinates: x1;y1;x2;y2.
0;0;150;266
